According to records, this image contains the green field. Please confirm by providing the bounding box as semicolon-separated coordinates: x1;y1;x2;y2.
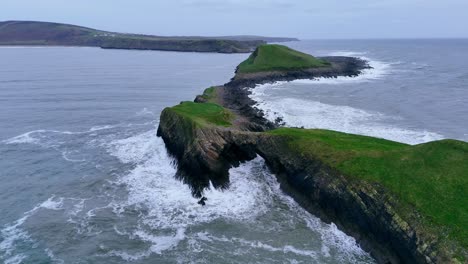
168;101;234;127
237;44;330;73
269;128;468;249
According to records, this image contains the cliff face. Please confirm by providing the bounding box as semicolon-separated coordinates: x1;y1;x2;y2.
157;108;258;197
255;135;443;264
157;110;449;263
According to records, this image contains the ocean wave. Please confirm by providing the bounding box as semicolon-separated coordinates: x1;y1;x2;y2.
195;232;318;259
0;196;64;263
102;228;188;261
313;51;393;84
104;127;373;261
135;108;155;117
252;52;392;86
2;128;100;145
61;150;86;163
250;90;444;145
45;248;64;264
4;254;26;264
1;125;118;144
2;122;156;147
327;51;368;57
107;130;271;230
99;130;274;259
247;50;444;145
260;165;372;262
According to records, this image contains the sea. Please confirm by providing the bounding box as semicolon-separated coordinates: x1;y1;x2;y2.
0;39;467;264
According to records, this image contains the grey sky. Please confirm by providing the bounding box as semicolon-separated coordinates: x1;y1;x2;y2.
1;0;467;39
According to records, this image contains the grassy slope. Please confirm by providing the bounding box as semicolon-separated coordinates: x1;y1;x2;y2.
237;44;330;73
199;87;217;103
269;128;468;250
168;101;234;127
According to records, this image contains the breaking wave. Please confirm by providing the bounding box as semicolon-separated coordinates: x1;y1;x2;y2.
248;51;444;145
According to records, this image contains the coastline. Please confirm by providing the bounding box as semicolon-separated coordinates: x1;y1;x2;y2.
157;47;467;263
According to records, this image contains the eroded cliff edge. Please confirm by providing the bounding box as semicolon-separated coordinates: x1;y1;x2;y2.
157;45;467;263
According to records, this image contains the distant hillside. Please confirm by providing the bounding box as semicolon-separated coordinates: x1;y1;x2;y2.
0;21;297;53
211;35;298;42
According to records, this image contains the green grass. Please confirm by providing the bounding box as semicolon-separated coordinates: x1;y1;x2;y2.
269;128;468;249
237;44;330;73
199;87;217;103
169;101;234;127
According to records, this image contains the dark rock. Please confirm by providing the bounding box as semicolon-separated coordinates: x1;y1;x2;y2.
198;197;208;206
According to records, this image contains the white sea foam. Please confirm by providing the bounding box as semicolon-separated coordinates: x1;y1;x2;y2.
61;150;86;163
89;125;117;132
135;108;155;117
105;228;188;261
106;130;159;164
4;254;26;264
135;228;186;254
2;130;74;146
103;127;375;261
1;122;156;147
2;125;119;146
242;52;394;109
104;130;272;259
108;130;270;229
0;197;64;262
260;166;371;261
250;88;444;145
45;248;64;264
256;96;442;144
289;51;393;85
195;232;318;258
1;130;46;145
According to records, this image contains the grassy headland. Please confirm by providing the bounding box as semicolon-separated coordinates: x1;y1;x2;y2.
236;44;330;73
198;87;218;103
167;101;234;127
269;128;468;250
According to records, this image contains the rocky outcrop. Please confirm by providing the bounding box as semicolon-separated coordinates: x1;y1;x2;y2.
228;56;370;88
157;108;258;197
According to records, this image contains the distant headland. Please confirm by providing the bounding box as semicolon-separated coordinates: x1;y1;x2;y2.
0;20;298;53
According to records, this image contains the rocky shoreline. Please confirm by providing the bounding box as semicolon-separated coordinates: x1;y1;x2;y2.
157;50;464;263
217;56;370;131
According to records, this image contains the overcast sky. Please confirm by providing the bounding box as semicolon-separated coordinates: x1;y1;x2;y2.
1;0;467;39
